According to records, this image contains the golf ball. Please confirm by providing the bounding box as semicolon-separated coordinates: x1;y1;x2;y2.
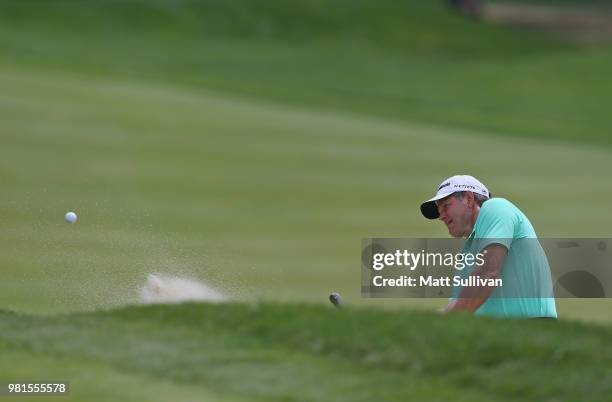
65;211;78;224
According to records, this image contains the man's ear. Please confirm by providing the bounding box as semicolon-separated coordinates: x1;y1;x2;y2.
467;191;475;207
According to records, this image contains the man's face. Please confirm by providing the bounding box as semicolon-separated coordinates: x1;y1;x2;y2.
436;194;472;238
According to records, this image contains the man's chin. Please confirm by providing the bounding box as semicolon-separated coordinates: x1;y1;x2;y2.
448;229;462;238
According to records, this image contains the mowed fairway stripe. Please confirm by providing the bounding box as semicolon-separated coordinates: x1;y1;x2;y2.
1;64;611;318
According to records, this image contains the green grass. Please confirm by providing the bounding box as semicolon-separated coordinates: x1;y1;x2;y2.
488;0;612;6
1;63;612;320
1;0;611;146
1;1;612;400
1;303;612;402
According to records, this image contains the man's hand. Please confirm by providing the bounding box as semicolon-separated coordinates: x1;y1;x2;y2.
446;244;507;313
440;299;457;314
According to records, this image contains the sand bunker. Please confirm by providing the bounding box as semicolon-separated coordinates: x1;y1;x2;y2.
139;273;226;304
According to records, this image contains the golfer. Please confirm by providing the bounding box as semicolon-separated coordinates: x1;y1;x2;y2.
420;175;557;318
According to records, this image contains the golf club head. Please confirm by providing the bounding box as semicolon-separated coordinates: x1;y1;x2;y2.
329;292;343;307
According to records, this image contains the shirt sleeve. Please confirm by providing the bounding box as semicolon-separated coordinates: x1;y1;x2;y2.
473;200;517;252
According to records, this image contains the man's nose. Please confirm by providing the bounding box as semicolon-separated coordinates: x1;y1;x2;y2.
438;210;449;223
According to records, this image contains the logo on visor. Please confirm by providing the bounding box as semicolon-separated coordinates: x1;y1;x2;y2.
453;184;476;190
438;182;451;190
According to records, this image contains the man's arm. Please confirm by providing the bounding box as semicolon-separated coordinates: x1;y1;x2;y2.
445;244;507;313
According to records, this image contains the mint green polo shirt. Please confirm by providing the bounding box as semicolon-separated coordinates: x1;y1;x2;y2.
454;198;557;318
